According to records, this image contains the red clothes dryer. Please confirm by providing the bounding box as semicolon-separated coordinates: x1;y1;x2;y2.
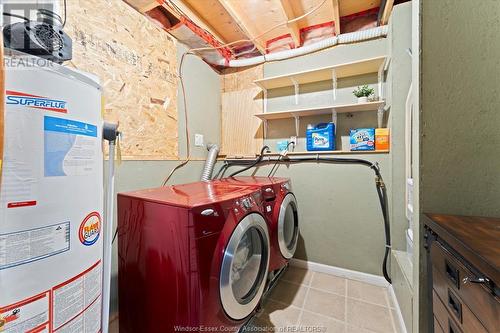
117;181;270;333
215;177;299;272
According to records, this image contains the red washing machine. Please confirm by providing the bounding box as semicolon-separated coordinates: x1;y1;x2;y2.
117;181;270;333
215;177;299;272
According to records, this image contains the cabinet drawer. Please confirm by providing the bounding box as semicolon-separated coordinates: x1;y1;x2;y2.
433;267;489;333
431;242;500;332
434;317;445;333
433;290;463;333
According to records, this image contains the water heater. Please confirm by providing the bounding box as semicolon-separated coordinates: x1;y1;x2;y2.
0;51;103;333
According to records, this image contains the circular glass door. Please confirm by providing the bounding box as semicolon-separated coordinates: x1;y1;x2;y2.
278;193;299;259
220;213;269;320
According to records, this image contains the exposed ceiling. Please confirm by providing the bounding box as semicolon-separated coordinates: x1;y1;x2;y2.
124;0;403;62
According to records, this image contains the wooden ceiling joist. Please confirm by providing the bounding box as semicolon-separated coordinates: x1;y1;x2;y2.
332;0;340;35
380;0;395;25
170;0;228;43
216;0;266;54
279;0;301;48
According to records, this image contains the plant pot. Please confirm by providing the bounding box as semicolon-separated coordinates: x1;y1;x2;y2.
357;96;368;103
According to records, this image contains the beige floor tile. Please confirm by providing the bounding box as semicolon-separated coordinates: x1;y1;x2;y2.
268;280;308;307
281;266;313;286
300;310;346;333
347;280;390;307
303;288;346;322
346;299;394;333
310;272;346;296
257;299;301;329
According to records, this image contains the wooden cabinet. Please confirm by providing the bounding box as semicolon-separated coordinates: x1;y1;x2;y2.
425;214;500;333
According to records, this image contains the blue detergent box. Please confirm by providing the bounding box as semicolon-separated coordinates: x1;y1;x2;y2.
350;128;375;151
306;123;335;151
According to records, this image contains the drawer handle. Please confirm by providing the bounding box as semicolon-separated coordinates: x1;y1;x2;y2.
447;289;462;323
448;319;459;333
445;260;460;288
462;276;489;285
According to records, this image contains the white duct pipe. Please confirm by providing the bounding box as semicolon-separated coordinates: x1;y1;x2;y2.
201;143;219;181
216;26;389;68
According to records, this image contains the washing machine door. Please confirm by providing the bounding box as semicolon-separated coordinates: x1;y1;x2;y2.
278;193;299;259
220;213;270;320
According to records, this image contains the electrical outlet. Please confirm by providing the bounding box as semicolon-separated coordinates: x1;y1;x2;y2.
195;134;204;147
290;136;297;149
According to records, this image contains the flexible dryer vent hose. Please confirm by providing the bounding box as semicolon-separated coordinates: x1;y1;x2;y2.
201;144;220;181
219;153;392;284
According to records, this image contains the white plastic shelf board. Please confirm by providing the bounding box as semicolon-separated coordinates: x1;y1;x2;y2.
0;54;103;333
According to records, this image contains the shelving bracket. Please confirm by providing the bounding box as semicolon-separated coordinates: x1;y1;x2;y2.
377;105;385;128
263;119;268;139
293;115;300;137
263;89;268;113
290;77;300;105
332;69;337;101
378;59;387;100
332;109;338;134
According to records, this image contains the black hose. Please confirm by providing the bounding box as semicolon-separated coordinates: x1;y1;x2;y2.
228;146;270;177
223;154;392;284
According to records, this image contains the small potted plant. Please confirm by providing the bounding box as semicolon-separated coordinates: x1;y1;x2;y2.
353;85;375;103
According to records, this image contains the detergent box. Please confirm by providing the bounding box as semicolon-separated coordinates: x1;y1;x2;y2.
306;123;335;151
350;128;375;151
375;128;390;150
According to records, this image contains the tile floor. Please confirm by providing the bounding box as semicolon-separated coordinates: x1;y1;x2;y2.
109;267;401;333
246;267;401;333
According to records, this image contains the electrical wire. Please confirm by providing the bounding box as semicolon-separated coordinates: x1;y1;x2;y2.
62;0;67;28
161;51;192;186
165;0;328;54
160;0;328;184
2;12;29;22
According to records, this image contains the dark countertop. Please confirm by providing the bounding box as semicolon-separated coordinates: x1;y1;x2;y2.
424;214;500;287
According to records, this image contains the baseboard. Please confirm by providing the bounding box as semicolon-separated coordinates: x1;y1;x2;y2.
289;258;389;288
388;285;408;333
290;258;407;332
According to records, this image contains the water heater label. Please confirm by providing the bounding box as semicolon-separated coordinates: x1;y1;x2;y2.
0;291;50;333
44;116;98;177
0;222;70;270
52;261;102;331
78;212;101;246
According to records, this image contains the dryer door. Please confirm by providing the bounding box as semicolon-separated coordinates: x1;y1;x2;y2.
220;213;270;320
278;193;299;259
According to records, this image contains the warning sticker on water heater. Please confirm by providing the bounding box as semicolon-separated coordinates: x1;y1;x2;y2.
44;116;98;177
0;291;50;333
0;222;70;270
52;261;102;332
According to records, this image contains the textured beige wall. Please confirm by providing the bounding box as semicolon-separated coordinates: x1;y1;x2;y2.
421;0;500;217
419;1;500;331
